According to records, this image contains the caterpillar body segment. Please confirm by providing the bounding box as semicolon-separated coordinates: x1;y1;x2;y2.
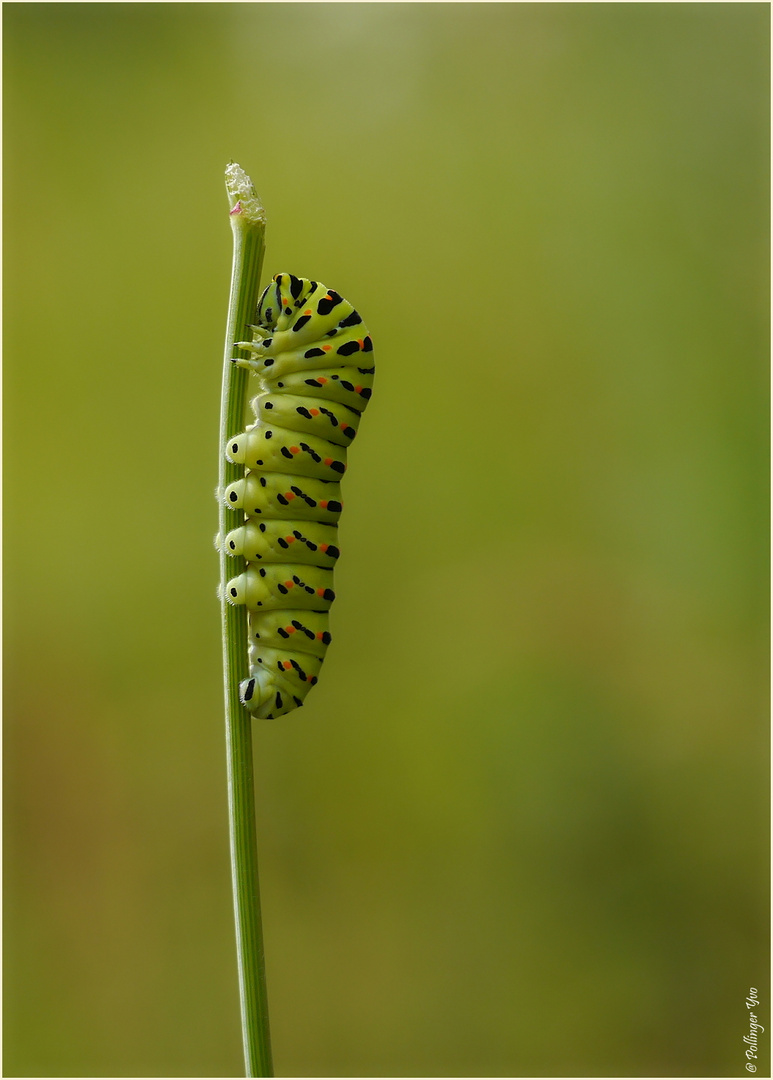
234;331;370;381
225;563;335;611
250;393;361;447
223;273;373;718
248;608;332;657
224;472;342;523
223;520;340;567
264;366;374;413
226;423;348;480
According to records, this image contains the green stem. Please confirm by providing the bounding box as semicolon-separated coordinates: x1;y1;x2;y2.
218;163;273;1078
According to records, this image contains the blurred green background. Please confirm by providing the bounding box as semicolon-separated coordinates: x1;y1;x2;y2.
4;3;769;1077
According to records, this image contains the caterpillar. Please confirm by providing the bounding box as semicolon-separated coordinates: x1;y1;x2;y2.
221;272;374;719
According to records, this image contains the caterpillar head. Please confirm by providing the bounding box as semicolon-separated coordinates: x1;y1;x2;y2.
256;277;283;331
257;272;306;332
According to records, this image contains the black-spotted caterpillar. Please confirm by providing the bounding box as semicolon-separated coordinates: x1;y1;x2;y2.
220;273;374;719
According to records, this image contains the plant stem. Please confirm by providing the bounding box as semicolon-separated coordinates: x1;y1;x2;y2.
218;163;273;1078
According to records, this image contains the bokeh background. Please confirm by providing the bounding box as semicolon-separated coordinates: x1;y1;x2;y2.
4;4;769;1077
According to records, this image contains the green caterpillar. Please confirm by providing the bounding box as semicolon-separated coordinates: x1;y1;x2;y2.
221;272;374;719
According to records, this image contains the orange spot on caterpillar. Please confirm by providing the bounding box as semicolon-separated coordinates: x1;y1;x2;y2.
316;588;326;597
290;446;300;454
284;492;295;500
285;626;295;634
319;544;328;552
284;580;294;589
317;377;328;383
354;385;362;393
357;339;364;347
285;535;295;543
319;501;328;509
322;345;332;352
316;632;325;640
304;309;312;315
324;458;333;466
310;408;319;416
282;661;292;670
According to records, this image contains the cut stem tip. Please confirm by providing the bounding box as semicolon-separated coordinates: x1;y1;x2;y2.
225;163;266;227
